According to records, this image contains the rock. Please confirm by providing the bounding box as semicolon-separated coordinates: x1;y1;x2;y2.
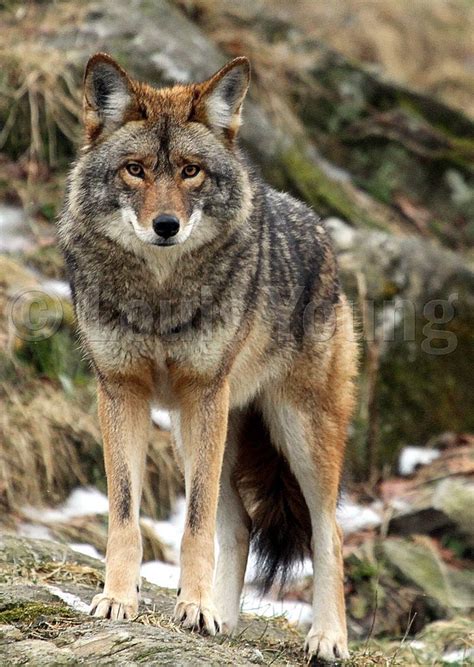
1;640;76;665
433;478;474;540
384;445;474;541
350;616;474;665
7;0;470;237
328;220;474;470
289;42;474;249
383;536;474;611
0;536;304;666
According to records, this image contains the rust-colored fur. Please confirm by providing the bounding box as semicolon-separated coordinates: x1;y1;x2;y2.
59;52;358;663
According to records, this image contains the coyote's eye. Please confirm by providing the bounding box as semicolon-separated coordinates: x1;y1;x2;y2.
126;163;145;178
181;164;201;179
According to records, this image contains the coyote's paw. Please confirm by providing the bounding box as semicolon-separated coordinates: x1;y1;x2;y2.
89;592;138;621
219;618;238;636
214;593;240;635
174;598;221;636
305;627;349;664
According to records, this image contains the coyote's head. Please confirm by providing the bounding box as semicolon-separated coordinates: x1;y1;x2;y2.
68;53;252;249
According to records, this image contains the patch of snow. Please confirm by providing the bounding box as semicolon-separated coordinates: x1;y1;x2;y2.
443;648;474;663
141;561;180;589
41;279;71;300
46;585;90;614
337;497;382;534
151;407;172;431
17;523;53;540
325;217;356;250
242;589;312;627
245;551;312;584
143;497;186;561
69;543;102;560
0;205;35;252
398;446;440;476
23;486;109;523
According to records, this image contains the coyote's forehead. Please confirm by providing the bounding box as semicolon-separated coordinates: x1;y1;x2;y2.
101;113;226;166
131;82;196;124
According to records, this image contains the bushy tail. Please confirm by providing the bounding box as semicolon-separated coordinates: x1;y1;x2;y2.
234;408;312;592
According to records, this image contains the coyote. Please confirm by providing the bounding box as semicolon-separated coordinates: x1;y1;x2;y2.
58;52;357;663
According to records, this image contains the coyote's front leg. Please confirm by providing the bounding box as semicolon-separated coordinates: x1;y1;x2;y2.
90;373;151;620
172;376;230;635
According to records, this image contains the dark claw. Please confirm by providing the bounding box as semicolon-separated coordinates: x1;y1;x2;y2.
177;587;181;597
214;620;221;633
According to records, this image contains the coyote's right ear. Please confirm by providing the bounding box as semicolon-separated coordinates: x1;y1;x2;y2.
83;53;142;143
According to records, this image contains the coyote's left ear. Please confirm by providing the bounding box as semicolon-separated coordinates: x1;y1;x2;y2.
193;57;250;143
83;53;142;143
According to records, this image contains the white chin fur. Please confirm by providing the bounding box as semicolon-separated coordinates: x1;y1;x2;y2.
121;207;202;246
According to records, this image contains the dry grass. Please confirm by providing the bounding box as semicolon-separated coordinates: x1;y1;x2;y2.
0;379;102;512
0;373;182;518
0;3;84;170
0;45;81;166
0;254;183;518
177;0;474;119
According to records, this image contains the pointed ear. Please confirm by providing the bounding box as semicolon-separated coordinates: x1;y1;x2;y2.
83;53;142;143
193;57;250;143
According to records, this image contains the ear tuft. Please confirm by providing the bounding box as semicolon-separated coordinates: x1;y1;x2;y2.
194;57;250;142
83;53;140;142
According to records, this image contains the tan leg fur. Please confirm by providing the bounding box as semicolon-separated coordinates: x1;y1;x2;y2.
90;372;152;620
170;367;230;635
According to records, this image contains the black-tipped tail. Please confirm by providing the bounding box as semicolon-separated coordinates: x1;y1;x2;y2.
234;409;312;592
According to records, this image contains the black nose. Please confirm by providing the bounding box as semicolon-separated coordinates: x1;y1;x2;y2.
152;214;180;239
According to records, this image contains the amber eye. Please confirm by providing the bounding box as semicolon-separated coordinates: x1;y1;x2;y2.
181;164;201;179
125;163;145;178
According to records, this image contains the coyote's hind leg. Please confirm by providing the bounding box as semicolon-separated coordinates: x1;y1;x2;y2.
213;413;251;634
262;393;349;662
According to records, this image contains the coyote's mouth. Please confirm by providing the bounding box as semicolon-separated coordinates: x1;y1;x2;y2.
119;206;202;248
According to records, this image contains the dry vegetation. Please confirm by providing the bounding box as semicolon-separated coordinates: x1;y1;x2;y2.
0;254;183;520
178;0;474;119
0;3;472;663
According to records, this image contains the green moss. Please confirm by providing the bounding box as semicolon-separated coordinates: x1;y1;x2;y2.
376;308;474;467
0;601;75;625
15;327;91;388
268;147;392;232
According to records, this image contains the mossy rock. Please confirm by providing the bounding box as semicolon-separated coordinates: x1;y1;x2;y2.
0;536;304;666
293;47;474;249
383;537;474;611
329;221;474;472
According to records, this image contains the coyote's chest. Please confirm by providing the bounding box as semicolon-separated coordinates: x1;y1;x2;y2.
79;267;242;376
